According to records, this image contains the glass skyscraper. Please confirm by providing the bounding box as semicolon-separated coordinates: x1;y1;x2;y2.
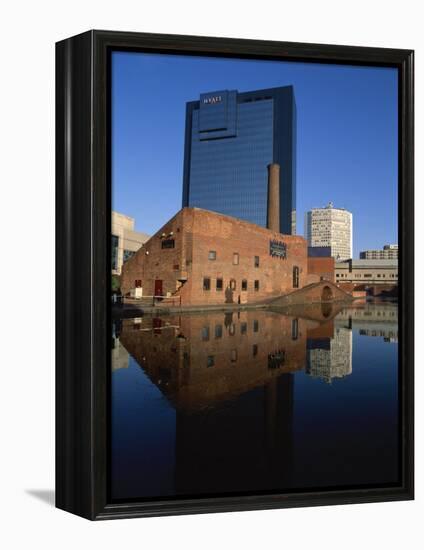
182;86;296;234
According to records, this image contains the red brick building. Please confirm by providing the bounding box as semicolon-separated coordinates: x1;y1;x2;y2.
307;256;335;283
121;207;322;306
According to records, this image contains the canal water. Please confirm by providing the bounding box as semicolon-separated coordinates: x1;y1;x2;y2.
110;301;399;501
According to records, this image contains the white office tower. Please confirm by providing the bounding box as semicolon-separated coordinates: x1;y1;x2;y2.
305;202;352;260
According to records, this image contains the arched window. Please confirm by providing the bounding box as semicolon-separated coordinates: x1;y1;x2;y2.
293;266;300;288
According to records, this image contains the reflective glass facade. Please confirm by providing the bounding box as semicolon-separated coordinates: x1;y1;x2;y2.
182;86;296;234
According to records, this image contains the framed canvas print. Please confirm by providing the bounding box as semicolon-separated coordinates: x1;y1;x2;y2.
56;30;414;520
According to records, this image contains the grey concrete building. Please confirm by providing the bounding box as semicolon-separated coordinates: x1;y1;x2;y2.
359;244;398;260
335;259;398;284
112;211;149;275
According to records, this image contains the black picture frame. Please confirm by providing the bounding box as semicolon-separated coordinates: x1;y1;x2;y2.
56;30;414;520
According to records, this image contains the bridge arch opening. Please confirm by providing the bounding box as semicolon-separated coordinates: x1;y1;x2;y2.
321;302;333;318
321;285;333;302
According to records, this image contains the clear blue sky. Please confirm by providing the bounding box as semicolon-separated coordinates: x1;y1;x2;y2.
112;51;398;258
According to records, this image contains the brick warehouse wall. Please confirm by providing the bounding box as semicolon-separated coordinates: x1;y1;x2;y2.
121;209;194;300
188;209;308;305
121;207;310;306
307;256;335;283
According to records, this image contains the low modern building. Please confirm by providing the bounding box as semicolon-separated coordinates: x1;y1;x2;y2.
112;211;150;275
305;202;352;260
359;244;398;260
121;206;312;306
335;303;398;342
335;259;398;284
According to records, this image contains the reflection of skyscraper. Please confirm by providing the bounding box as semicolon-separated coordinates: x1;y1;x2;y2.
174;374;294;496
117;311;308;409
306;327;352;383
115;311;300;496
182;87;296;234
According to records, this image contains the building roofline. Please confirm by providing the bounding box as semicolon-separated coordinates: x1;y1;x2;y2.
336;259;398;267
149;206;306;242
186;85;295;108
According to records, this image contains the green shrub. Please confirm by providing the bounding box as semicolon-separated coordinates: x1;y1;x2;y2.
111;274;121;292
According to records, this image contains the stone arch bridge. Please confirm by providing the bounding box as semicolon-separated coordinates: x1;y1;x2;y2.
267;280;353;308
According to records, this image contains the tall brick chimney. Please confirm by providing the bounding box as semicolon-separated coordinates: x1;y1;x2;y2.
267;163;280;232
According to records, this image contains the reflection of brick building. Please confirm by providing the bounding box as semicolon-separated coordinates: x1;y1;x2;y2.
118;310;321;410
113;310;353;496
121;207;312;306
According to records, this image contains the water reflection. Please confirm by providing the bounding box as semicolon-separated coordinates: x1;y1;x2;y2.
111;302;399;500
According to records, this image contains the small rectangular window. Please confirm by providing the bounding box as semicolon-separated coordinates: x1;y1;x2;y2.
202;326;210;341
207;355;215;368
231;349;238;362
293;266;299;288
123;249;135;263
253;320;259;332
203;277;211;290
135;280;142;288
241;322;247;335
216;278;223;291
233;253;239;265
215;324;222;338
230;279;236;291
254;280;260;291
161;239;175;249
253;344;258;357
254;256;260;267
241;279;248;291
208;250;216;260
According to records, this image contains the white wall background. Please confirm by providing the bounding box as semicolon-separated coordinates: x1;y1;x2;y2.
0;1;422;548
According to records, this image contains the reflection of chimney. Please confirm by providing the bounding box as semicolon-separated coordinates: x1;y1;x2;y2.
267;163;280;232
